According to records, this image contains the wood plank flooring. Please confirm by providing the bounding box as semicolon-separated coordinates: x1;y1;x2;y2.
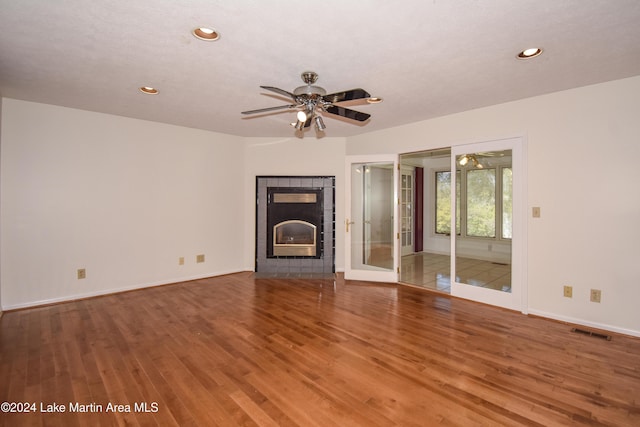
1;272;639;426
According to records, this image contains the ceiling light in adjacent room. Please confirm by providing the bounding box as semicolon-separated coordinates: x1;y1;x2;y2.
139;86;159;95
517;47;543;59
192;27;220;41
458;154;484;168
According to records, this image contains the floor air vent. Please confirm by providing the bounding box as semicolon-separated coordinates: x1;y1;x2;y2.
571;328;612;341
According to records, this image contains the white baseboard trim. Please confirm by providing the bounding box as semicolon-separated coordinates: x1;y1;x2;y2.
2;269;245;311
528;308;640;338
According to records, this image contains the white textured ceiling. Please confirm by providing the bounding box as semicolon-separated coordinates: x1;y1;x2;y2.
1;0;640;138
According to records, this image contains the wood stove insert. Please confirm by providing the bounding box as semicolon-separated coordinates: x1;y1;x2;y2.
267;188;322;258
255;176;335;277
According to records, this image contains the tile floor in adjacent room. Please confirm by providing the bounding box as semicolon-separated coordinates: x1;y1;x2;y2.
400;252;511;293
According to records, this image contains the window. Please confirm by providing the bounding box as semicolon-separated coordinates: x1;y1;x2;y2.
466;169;496;238
435;162;512;240
435;171;460;235
502;168;512;239
401;171;413;247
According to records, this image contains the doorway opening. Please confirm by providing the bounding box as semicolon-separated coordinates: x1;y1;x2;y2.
399;148;453;292
399;147;513;295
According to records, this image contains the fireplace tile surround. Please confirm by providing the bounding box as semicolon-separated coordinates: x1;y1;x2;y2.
255;176;335;278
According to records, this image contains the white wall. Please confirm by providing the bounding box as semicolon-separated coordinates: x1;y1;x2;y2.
243;137;346;271
347;75;640;336
1;99;246;309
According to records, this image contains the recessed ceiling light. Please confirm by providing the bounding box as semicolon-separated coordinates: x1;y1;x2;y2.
517;47;543;59
367;97;383;104
139;86;159;95
192;27;220;41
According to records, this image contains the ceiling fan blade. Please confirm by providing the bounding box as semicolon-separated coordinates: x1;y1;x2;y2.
322;88;371;103
324;105;371;122
260;86;296;100
241;104;297;115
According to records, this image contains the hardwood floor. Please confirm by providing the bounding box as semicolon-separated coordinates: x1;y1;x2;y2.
1;272;639;426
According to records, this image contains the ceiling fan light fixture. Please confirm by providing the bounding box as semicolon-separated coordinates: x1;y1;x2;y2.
517;47;543;59
297;110;308;122
241;71;379;135
139;86;159;95
367;97;383;104
314;116;326;131
192;27;220;41
293;85;327;96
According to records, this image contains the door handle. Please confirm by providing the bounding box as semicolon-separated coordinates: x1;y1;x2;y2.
346;219;355;232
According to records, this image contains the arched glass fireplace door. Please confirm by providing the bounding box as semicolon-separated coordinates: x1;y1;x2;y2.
273;220;317;256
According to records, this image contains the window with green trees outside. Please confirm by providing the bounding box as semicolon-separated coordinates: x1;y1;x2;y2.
435;166;512;239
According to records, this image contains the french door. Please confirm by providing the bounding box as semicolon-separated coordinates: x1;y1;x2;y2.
344;141;526;314
400;166;415;256
450;137;527;313
344;155;399;282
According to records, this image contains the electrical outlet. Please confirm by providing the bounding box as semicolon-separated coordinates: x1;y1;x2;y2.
196;254;205;263
77;268;86;279
563;285;572;298
590;289;602;303
179;257;184;265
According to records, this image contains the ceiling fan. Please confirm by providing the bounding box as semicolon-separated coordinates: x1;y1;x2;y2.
241;71;377;133
458;151;510;168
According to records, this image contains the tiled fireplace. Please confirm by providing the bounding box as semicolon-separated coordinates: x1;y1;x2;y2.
255;176;335;277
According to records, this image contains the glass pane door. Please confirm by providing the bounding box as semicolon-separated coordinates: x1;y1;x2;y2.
450;138;525;312
455;152;511;291
400;167;414;256
345;155;398;282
